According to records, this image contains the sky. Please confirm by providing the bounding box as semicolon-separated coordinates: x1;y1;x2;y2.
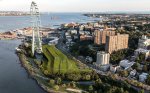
0;0;150;12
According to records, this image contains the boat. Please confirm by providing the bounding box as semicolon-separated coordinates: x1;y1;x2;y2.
51;16;59;20
15;47;22;52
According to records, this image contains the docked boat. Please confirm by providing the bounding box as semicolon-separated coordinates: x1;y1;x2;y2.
15;47;22;52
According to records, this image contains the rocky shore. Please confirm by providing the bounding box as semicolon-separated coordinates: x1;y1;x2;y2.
0;31;17;40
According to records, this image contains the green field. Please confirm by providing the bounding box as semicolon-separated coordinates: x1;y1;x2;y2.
42;45;79;74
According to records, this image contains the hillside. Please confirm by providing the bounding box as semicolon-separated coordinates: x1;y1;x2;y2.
42;45;79;74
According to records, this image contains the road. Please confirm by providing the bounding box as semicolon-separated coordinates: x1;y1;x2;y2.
57;31;150;92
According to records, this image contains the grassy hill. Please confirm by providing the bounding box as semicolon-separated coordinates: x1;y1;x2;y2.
42;45;79;74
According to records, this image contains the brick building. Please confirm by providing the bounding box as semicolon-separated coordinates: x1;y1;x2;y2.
105;33;129;54
94;30;116;45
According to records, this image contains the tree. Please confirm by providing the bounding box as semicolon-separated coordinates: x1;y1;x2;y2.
143;65;148;72
110;49;128;64
44;70;49;75
88;85;93;91
70;81;76;88
124;91;129;93
138;89;144;93
119;70;128;77
53;85;59;91
146;75;150;85
115;88;124;93
49;79;55;86
67;72;81;81
95;79;102;87
135;53;145;63
132;63;141;71
56;77;62;85
85;75;91;80
62;84;66;88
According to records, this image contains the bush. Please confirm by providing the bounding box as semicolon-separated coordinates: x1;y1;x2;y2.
44;70;49;75
132;63;141;71
66;72;82;81
56;77;62;85
85;75;91;80
89;85;93;91
70;81;76;88
119;70;129;77
53;85;59;91
139;89;144;93
49;79;55;86
62;84;66;88
146;75;150;85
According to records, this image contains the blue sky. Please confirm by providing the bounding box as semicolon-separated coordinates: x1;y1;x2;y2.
0;0;150;12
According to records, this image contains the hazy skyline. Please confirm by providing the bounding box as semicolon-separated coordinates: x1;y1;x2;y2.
0;0;150;12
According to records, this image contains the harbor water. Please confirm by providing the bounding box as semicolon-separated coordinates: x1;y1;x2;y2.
0;13;100;93
0;40;46;93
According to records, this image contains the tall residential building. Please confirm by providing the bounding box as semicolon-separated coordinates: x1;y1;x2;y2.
96;51;110;65
105;33;129;54
94;30;116;45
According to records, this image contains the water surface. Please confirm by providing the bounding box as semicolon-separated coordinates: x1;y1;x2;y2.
0;40;46;93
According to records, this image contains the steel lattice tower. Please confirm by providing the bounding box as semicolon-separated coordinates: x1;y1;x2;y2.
30;1;42;55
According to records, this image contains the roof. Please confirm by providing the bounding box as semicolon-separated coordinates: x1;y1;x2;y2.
135;48;149;53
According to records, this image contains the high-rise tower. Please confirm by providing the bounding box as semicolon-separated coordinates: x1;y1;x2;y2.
30;1;42;55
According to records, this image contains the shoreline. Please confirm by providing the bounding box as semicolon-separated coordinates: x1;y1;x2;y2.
17;52;65;93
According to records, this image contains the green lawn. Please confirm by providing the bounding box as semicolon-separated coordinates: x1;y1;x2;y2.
42;45;79;74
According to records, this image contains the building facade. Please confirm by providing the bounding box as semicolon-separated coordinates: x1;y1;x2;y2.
138;35;150;49
96;51;110;65
105;33;129;54
80;35;93;41
134;48;150;60
94;30;116;45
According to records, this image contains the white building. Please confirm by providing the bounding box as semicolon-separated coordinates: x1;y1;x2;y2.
119;60;135;70
130;70;137;77
138;35;150;49
135;48;150;60
66;35;72;42
79;31;85;35
70;30;77;34
65;32;70;36
85;56;93;63
110;65;119;73
139;73;148;82
48;37;59;45
96;51;110;66
99;65;110;72
16;29;24;35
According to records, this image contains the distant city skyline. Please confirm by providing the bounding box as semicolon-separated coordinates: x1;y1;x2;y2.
0;0;150;12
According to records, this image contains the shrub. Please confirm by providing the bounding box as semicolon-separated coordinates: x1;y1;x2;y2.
85;75;91;80
53;85;59;91
44;70;49;75
62;84;66;88
70;81;76;88
56;77;62;85
89;85;93;91
49;79;55;86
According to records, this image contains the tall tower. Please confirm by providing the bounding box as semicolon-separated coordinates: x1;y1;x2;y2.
30;1;42;55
